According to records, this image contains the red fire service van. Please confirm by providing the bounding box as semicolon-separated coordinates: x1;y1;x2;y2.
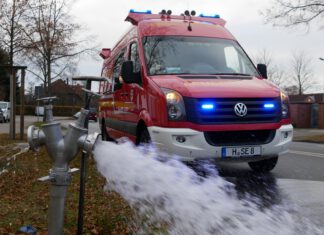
98;10;293;172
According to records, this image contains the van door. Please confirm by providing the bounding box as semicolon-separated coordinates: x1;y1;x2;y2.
108;48;138;138
99;61;114;133
122;42;144;126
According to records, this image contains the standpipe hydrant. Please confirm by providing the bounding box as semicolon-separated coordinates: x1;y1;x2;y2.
27;97;99;235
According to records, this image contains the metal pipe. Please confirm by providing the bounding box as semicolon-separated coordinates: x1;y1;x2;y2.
72;76;104;235
77;153;87;235
48;180;69;235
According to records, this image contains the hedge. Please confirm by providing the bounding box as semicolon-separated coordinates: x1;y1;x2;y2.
15;105;82;116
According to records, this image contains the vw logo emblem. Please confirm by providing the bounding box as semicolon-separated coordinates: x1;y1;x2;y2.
234;103;248;117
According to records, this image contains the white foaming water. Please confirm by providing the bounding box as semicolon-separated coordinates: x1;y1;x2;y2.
94;140;323;235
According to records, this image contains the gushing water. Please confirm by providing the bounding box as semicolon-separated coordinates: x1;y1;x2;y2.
94;140;323;235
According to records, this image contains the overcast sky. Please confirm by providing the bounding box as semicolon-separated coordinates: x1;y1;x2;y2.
70;0;324;93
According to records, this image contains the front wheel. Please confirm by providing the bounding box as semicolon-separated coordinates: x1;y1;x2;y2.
136;128;152;154
137;128;151;145
248;156;278;172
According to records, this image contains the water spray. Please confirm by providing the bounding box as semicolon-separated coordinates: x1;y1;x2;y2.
27;92;100;234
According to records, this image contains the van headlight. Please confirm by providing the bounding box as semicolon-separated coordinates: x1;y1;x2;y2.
161;88;186;121
281;91;290;119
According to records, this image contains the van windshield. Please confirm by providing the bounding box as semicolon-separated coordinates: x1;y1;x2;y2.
0;103;8;109
143;36;259;77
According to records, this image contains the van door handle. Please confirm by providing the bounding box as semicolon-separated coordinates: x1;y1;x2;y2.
120;92;128;96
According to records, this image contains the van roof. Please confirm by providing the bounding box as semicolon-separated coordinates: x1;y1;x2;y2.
125;11;235;40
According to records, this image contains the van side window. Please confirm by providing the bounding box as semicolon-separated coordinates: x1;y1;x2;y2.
129;43;141;73
112;49;126;90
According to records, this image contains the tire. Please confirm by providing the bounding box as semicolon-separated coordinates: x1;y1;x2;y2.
248;156;278;172
137;128;151;145
137;128;151;154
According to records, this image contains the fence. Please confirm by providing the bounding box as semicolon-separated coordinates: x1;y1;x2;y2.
290;103;324;128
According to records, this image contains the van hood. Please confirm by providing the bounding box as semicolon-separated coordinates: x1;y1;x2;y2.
151;75;280;98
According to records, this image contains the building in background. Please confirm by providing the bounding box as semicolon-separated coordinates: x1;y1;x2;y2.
32;79;85;106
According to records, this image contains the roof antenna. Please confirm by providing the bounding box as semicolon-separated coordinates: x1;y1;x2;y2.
184;10;196;31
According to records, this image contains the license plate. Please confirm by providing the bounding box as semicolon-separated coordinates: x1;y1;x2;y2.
222;146;261;157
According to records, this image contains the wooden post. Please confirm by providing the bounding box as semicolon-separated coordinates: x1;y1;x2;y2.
9;69;16;139
0;65;27;140
20;69;25;140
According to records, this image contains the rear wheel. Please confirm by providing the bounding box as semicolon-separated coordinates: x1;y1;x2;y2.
248;156;278;172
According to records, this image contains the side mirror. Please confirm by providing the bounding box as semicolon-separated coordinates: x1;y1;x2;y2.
257;64;267;79
121;61;141;84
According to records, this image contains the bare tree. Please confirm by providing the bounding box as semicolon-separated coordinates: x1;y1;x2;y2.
22;0;96;95
262;0;324;28
0;0;28;66
290;51;313;94
254;49;286;88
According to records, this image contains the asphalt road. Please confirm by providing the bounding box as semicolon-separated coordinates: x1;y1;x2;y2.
212;141;324;227
217;141;324;182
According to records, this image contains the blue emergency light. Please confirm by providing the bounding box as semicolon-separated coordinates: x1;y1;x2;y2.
201;103;215;110
263;103;275;109
199;14;220;18
130;9;152;14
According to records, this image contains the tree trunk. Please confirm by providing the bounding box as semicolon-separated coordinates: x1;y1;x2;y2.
47;57;51;96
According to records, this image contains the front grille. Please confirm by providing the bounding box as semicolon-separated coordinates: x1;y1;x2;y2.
204;130;276;146
184;97;281;124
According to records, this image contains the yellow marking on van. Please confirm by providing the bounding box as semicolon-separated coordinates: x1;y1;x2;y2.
99;101;135;109
99;101;113;108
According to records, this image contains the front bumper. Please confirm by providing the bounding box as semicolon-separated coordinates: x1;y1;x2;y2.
148;124;293;162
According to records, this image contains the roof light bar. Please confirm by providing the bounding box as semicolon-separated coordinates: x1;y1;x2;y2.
199;14;220;18
126;11;226;27
129;9;152;14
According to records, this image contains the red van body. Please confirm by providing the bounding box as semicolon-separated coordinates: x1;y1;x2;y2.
98;11;293;172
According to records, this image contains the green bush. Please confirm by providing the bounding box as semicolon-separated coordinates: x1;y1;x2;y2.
16;105;82;116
